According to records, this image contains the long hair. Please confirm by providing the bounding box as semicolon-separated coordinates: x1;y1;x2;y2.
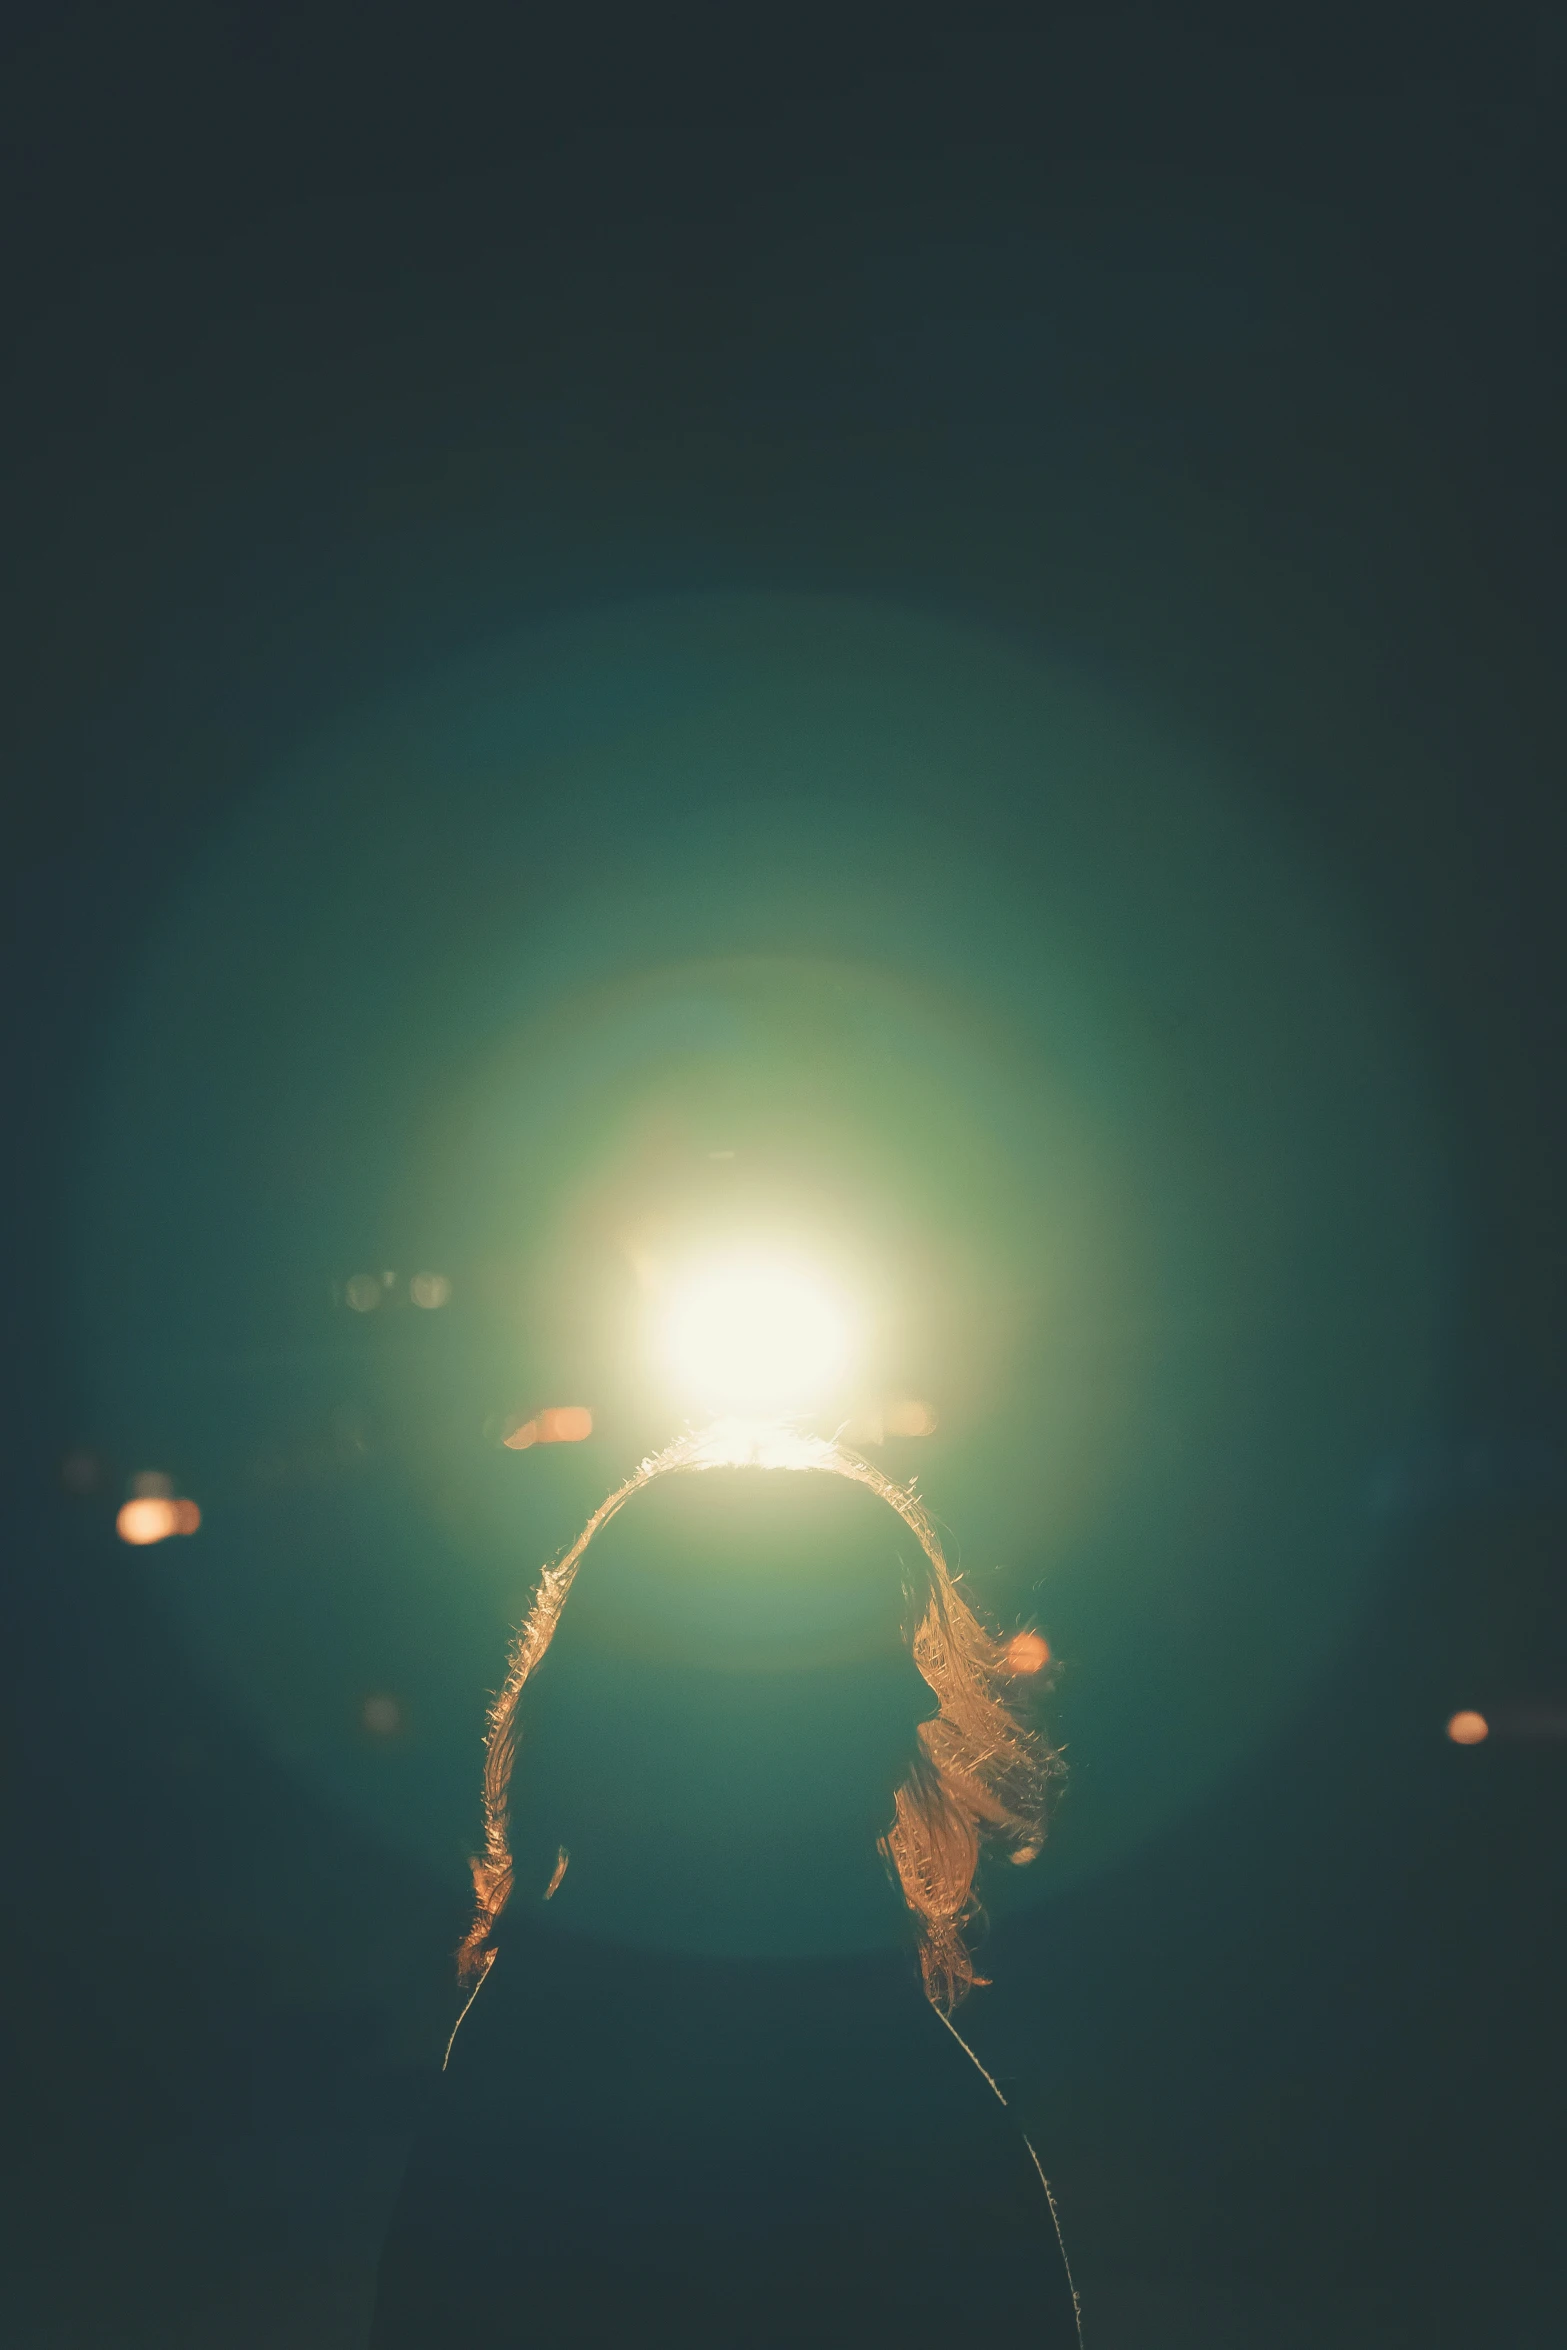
458;1426;1061;2009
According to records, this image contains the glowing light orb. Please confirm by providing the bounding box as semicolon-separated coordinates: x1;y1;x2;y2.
657;1256;853;1419
1446;1709;1488;1746
116;1493;200;1544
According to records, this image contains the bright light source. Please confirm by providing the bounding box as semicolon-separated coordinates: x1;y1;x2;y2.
656;1256;853;1419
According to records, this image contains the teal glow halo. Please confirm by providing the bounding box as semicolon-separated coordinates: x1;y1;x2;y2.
73;593;1447;1950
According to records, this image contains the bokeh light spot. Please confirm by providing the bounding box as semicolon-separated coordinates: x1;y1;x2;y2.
117;1487;201;1544
536;1405;593;1444
117;1496;180;1545
410;1271;451;1308
1005;1631;1051;1675
345;1273;381;1312
503;1405;593;1449
361;1693;403;1737
1446;1709;1489;1746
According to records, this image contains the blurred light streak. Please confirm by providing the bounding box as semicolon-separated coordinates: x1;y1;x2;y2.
410;1271;451;1308
1005;1631;1051;1675
1446;1710;1489;1746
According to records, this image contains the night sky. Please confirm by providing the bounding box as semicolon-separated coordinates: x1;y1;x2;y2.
4;9;1564;2345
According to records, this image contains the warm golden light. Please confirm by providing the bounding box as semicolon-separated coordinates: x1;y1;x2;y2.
117;1486;202;1545
1446;1709;1489;1746
537;1405;592;1443
117;1496;180;1545
1005;1631;1050;1675
657;1255;853;1418
503;1405;593;1450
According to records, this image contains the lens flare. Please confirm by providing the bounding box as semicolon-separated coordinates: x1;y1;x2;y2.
656;1255;853;1419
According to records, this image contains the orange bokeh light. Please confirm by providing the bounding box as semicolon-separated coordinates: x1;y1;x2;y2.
117;1492;202;1545
1005;1631;1050;1676
117;1496;179;1544
1446;1709;1489;1746
537;1406;592;1443
505;1406;593;1449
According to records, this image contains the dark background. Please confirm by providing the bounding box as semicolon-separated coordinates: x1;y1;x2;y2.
3;7;1564;2344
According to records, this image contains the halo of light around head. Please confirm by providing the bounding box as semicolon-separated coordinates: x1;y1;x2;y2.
73;593;1447;1928
656;1256;854;1419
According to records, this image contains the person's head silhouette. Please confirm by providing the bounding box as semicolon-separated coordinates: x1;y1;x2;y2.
461;1432;1059;2008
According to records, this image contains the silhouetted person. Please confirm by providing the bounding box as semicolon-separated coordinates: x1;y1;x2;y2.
369;1436;1080;2346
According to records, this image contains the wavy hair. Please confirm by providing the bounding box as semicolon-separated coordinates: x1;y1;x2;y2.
458;1427;1060;2009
